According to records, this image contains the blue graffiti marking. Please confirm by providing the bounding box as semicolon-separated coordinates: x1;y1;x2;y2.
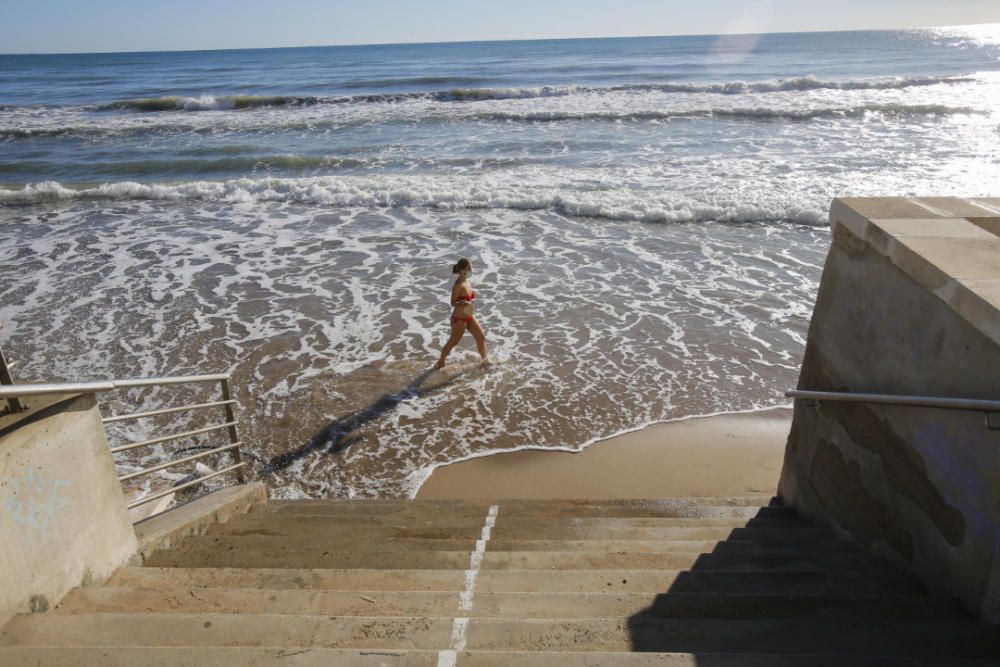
3;467;72;531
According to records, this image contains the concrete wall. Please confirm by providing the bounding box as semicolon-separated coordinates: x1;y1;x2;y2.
780;197;1000;621
0;393;137;627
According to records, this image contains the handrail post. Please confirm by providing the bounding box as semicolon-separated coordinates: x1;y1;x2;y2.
219;377;246;484
0;345;23;414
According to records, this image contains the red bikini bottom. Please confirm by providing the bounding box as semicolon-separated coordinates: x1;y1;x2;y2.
452;314;473;324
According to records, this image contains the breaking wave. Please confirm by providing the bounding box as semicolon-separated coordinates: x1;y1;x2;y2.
0;176;828;225
637;74;977;94
1;103;982;141
470;104;983;123
34;73;979;113
97;95;319;112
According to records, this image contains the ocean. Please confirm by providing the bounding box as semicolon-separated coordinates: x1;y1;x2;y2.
1;26;999;498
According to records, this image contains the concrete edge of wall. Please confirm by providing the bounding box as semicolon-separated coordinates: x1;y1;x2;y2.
129;482;268;566
830;197;1000;348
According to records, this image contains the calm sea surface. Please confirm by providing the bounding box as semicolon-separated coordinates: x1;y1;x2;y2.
1;28;999;497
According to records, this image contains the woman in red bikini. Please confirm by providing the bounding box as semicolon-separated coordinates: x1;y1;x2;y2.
435;257;488;369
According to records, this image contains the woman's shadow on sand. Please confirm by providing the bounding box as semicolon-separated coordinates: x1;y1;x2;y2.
261;361;480;475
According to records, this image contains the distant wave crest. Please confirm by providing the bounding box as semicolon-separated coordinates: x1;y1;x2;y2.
79;74;977;113
637;74;977;94
0;177;827;225
0;102;981;141
472;103;984;123
96;95;320;112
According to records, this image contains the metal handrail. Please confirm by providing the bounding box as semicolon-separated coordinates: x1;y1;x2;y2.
118;442;242;482
0;381;117;397
0;371;249;518
102;399;236;424
106;374;248;513
112;373;230;388
108;420;238;454
0;345;24;414
127;462;247;510
787;389;1000;413
0;373;229;398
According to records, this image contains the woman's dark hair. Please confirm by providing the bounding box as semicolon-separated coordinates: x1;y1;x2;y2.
452;258;472;274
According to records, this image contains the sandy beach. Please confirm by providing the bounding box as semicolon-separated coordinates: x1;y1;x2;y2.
416;407;791;500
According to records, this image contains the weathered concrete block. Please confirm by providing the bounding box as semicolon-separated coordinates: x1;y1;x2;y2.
0;394;137;627
131;482;267;564
781;197;1000;621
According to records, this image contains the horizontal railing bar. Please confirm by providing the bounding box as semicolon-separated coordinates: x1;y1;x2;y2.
787;390;1000;413
111;374;229;388
118;442;241;482
0;381;116;397
126;462;246;510
109;421;237;454
102;400;235;424
0;373;230;399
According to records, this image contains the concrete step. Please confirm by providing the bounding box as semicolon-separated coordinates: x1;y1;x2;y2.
218;513;805;531
0;613;451;650
208;521;487;540
109;567;467;592
477;569;924;596
55;587;962;621
261;504;797;520
264;497;780;512
161;534;857;556
457;651;998;666
487;539;854;554
460;617;1000;656
0;648;442;667
486;526;829;542
4;614;998;657
202;517;829;542
109;567;925;596
3;648;986;667
144;545;891;572
479;551;892;573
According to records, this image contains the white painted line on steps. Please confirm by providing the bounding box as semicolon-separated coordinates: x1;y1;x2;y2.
438;504;499;667
449;617;470;651
460;504;498;611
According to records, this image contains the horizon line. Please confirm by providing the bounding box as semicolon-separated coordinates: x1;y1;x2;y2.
1;21;994;57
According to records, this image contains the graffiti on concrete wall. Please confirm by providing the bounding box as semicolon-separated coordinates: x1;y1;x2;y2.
3;467;71;531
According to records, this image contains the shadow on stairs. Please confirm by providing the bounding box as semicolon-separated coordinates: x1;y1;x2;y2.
626;498;998;665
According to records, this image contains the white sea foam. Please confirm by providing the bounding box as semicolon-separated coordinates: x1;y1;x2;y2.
0;203;828;498
0;176;832;226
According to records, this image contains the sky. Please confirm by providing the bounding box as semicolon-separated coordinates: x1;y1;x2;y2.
2;0;1000;54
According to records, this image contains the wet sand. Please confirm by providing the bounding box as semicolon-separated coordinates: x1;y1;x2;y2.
415;408;791;500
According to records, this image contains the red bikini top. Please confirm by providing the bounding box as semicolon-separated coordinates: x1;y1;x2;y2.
457;291;476;302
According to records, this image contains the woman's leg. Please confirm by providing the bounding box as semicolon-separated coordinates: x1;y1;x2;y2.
467;317;489;361
435;319;468;368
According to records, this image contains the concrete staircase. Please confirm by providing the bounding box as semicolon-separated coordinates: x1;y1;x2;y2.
3;496;999;665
